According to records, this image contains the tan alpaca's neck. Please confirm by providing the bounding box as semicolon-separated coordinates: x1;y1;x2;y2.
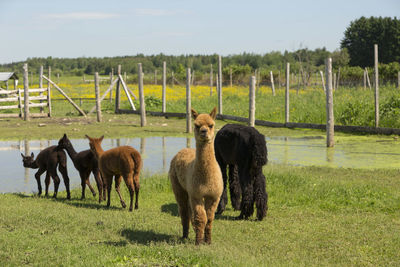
92;144;105;159
195;141;216;166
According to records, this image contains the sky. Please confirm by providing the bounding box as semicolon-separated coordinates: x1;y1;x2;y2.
0;0;399;64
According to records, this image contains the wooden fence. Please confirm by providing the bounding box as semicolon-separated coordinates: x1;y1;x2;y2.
0;64;50;119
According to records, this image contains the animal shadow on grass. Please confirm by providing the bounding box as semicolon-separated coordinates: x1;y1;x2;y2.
161;203;179;217
120;229;176;245
161;202;239;221
61;199;121;211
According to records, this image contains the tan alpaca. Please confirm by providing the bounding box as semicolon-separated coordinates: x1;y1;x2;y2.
169;107;223;245
85;135;142;212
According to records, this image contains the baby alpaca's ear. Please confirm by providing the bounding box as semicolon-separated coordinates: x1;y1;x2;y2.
191;108;199;120
209;107;217;120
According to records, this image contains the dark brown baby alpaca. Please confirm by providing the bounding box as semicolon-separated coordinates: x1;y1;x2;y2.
21;145;71;199
58;133;105;202
85;135;142;211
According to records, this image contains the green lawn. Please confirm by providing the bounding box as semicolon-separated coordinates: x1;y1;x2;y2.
1;165;399;266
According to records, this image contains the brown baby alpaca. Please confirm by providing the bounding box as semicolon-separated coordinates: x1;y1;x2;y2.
169;107;223;245
85;135;142;211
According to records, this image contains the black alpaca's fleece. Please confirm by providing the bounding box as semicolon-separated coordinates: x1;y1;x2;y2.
214;124;268;220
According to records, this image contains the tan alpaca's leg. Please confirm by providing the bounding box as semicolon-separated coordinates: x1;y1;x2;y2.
104;174;113;207
204;197;220;244
170;171;190;239
190;197;207;245
123;173;135;212
133;173;140;210
115;175;126;209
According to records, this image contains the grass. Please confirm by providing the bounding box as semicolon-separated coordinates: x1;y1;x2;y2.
1;76;400;266
1;166;399;266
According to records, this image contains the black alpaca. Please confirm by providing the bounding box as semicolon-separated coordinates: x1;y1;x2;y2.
21;146;71;199
58;134;105;202
214;124;268;220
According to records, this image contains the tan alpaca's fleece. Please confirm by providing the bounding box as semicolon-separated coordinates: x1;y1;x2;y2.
169;107;223;245
85;135;142;212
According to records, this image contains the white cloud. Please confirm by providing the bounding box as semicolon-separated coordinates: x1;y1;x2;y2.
134;8;188;16
43;12;119;20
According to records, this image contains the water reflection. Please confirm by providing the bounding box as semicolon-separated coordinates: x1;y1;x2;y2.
2;135;400;193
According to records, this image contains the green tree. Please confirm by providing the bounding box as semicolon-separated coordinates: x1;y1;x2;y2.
341;16;400;67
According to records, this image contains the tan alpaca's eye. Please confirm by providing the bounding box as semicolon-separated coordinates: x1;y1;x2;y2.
195;124;200;129
209;125;213;129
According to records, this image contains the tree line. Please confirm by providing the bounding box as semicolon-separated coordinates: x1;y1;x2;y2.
1;16;399;84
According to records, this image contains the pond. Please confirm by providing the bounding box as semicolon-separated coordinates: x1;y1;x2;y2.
1;135;400;193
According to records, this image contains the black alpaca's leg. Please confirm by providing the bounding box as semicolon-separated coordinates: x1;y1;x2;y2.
237;168;254;220
254;172;268;220
34;168;46;196
44;172;51;197
52;174;61;198
58;164;70;199
229;164;241;210
79;171;86;200
216;163;228;214
93;169;104;203
85;173;96;197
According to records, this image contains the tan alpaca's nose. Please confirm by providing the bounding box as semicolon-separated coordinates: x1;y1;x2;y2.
200;127;208;135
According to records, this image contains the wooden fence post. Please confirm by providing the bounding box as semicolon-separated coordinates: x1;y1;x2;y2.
23;63;29;121
319;70;326;93
365;68;372;90
138;63;146;127
209;64;213;96
191;70;195;86
162;61;166;113
95;72;101;122
249;76;256;127
363;69;367;90
154;69;157;85
47;67;52;117
218;55;222;114
398;71;400;89
285;63;290;124
186;68;192;134
230;67;232;87
333;73;337;91
39;65;44;113
325;58;334;148
336;68;341;90
109;68;114;104
115;65;121;113
374;44;379;128
270;71;275;96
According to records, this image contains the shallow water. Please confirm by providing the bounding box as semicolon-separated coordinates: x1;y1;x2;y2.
1;135;400;193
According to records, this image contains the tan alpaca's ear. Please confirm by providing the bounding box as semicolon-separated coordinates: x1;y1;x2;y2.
191;108;199;120
84;134;90;140
31;152;34;158
99;135;104;142
209;107;217;120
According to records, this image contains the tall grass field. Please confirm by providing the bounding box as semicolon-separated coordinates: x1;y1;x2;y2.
8;74;400;128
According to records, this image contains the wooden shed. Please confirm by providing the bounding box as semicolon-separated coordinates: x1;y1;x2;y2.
0;72;19;90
